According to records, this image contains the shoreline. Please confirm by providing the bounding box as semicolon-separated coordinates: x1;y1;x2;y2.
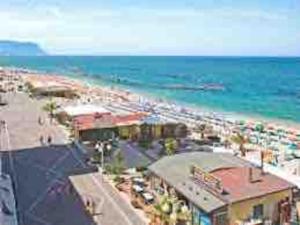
5;66;300;131
61;72;300;130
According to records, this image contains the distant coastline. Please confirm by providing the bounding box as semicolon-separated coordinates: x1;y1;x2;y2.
0;40;46;56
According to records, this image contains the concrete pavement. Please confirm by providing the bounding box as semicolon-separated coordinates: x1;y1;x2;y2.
0;92;147;225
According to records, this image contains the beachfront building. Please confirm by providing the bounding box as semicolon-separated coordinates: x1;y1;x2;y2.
56;103;144;141
60;103;188;142
56;104;111;125
148;152;295;225
71;112;187;142
140;114;188;140
24;75;78;98
73;112;145;142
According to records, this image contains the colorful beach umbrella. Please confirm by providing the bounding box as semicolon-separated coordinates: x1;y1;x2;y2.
289;143;298;150
255;123;264;132
276;128;285;133
238;120;246;125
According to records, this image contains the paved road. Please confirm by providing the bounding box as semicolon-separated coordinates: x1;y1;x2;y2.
0;92;147;225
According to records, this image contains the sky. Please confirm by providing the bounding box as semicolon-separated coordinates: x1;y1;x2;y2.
0;0;299;56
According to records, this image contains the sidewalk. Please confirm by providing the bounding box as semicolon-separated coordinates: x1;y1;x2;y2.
70;171;147;225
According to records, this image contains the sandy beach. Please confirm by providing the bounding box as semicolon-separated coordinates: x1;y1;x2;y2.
65;71;300;131
3;66;299;133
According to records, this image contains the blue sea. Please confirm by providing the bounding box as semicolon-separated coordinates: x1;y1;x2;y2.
0;56;300;123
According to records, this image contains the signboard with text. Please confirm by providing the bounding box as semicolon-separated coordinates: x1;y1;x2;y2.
190;165;223;193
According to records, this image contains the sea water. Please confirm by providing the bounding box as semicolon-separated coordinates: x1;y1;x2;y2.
0;56;299;123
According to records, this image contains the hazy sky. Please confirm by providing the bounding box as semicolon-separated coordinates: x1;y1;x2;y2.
1;0;299;55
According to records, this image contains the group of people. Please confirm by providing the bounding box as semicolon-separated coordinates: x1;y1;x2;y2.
39;135;52;146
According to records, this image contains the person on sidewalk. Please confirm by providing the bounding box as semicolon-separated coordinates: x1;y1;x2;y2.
39;135;44;146
47;135;52;146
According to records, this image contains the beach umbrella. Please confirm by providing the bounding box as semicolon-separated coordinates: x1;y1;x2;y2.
237;120;246;126
280;139;290;146
255;123;264;133
288;129;298;135
267;130;276;136
288;135;298;142
289;143;298;150
239;125;247;132
276;128;285;134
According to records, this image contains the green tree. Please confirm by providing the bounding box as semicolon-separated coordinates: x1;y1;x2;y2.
138;139;152;150
43;100;58;122
106;150;125;176
152;195;192;225
231;133;248;156
153;196;172;225
164;138;177;156
114;150;125;175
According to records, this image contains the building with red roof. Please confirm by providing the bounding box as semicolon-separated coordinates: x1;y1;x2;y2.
69;108;187;142
72;111;146;141
149;152;295;225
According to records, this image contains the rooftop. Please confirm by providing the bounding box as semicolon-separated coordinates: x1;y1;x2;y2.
211;167;294;203
63;104;110;117
73;112;146;130
148;152;294;213
141;114;173;125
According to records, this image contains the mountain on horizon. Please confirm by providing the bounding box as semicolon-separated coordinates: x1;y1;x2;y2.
0;40;46;56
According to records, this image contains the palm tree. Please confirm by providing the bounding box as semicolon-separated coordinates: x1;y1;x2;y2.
152;195;172;225
164;138;177;156
152;195;192;225
231;133;248;156
106;149;125;177
153;203;169;225
114;150;125;175
43;100;58;123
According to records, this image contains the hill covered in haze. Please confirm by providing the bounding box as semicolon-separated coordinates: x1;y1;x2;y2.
0;41;46;56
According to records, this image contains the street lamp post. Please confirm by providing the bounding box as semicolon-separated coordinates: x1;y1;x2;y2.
95;141;104;176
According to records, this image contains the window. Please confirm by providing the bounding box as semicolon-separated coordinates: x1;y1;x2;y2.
214;212;228;225
253;204;264;219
